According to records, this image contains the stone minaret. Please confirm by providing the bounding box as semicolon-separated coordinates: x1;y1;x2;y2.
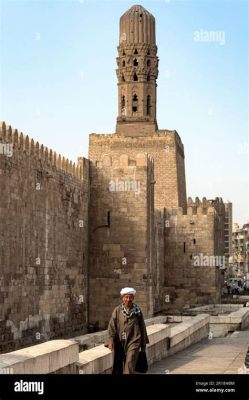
116;5;159;136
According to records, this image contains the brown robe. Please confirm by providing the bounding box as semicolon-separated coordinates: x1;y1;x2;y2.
104;304;149;374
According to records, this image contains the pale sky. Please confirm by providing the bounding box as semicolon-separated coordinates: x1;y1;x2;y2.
0;0;248;225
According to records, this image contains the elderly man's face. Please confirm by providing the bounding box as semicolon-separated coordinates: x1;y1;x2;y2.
122;294;134;308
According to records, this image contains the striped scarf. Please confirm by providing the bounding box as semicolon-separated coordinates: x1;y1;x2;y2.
120;303;141;319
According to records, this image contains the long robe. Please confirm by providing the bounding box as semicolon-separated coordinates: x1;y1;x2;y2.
104;304;149;374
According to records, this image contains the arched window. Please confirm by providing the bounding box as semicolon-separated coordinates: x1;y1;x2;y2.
121;96;125;108
147;74;150;81
133;58;138;66
132;95;138;112
122;50;126;56
122;74;125;82
121;96;126;115
134;48;138;54
147;49;150;55
133;73;138;81
147;59;151;67
122;60;126;67
147;95;151;116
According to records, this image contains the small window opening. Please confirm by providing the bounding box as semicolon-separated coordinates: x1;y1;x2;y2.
147;59;151;67
134;49;138;54
193;239;196;245
133;73;138;81
122;60;125;67
183;242;186;253
147;75;150;81
146;95;151;116
133;58;138;66
132;94;138;112
121;95;125;108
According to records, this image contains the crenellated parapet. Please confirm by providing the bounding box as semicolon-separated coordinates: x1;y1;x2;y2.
187;196;224;216
96;152;154;169
164;196;225;217
89;125;187;211
0;121;85;180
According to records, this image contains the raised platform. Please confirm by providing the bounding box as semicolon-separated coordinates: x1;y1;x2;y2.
1;309;248;374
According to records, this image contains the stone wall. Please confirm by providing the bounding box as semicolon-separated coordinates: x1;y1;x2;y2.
88;153;156;328
0;118;225;350
164;197;225;310
89;132;224;318
0;122;89;353
89;130;187;211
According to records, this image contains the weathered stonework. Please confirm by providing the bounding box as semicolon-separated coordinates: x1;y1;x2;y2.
0;122;89;353
116;5;158;136
0;4;225;350
89;153;156;328
89;131;187;211
87;5;224;327
163;197;225;311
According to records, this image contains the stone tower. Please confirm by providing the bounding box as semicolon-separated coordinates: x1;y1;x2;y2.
116;5;159;136
90;3;187;212
88;4;189;328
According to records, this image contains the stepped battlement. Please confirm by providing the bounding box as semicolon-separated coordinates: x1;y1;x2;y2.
0;121;85;180
165;196;224;217
186;196;224;216
96;152;153;169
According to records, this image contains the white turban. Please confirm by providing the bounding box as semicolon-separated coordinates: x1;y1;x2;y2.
120;287;136;296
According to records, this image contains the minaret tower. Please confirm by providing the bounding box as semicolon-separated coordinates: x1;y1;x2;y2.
116;5;159;136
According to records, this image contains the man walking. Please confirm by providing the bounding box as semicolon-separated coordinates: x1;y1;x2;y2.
105;287;149;374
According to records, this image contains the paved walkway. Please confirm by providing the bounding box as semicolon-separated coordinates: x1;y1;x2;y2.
148;330;249;374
